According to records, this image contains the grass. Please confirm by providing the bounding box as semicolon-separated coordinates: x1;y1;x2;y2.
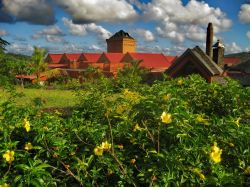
0;87;77;108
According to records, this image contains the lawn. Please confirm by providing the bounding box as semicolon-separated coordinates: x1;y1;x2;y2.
0;87;77;108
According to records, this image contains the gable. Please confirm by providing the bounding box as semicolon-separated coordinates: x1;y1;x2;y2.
121;53;133;62
83;53;102;63
78;54;87;62
59;54;70;64
166;46;223;81
97;53;110;63
169;56;212;80
64;54;81;62
45;54;62;64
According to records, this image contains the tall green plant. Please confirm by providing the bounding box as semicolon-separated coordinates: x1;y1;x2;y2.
31;47;47;80
116;60;148;90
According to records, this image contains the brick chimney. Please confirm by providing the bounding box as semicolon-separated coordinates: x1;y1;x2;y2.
206;22;213;58
213;40;225;68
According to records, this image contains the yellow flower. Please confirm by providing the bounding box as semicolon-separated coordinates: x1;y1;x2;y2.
0;183;10;187
244;166;250;175
116;104;128;114
192;168;205;181
3;150;15;163
101;141;111;151
123;89;141;103
118;144;124;150
196;114;209;125
235;117;241;127
229;143;235;147
43;125;49;131
133;124;144;131
24;118;31;132
24;142;33;151
163;94;171;101
161;112;172;124
177;79;183;85
199;173;205;181
94;146;103;156
70;151;76;156
210;143;222;163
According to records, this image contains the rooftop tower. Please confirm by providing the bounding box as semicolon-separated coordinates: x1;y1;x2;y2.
106;30;136;53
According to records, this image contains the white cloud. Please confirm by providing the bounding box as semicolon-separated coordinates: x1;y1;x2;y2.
45;42;103;53
134;29;155;42
138;44;185;55
62;17;111;40
46;35;64;43
225;42;242;54
32;26;65;43
142;0;232;43
245;46;250;52
87;45;102;52
56;0;137;23
247;31;250;39
239;4;250;23
0;29;8;36
1;0;55;25
7;43;34;55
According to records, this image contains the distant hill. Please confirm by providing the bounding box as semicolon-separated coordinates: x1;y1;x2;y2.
225;51;250;63
6;52;31;60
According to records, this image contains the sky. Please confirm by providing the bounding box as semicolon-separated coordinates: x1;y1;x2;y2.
0;0;249;56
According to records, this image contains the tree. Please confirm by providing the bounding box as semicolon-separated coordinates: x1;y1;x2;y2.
0;37;10;53
116;60;148;89
31;46;47;80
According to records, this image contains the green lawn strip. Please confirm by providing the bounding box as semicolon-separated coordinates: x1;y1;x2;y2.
0;87;77;108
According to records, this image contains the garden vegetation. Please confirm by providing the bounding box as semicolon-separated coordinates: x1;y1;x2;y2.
0;66;249;186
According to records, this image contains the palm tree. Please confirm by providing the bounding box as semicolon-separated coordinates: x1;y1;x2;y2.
31;46;48;80
0;37;9;53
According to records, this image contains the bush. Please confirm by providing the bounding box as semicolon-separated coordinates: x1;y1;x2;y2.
0;75;249;186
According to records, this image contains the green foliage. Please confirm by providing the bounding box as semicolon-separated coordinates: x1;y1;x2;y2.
31;47;47;79
0;75;249;186
0;53;32;86
0;37;9;53
116;60;148;90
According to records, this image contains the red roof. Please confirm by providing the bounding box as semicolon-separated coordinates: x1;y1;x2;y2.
97;53;124;63
98;53;124;63
125;53;173;70
16;75;37;80
48;64;68;68
83;53;101;63
224;57;241;64
64;53;81;61
165;56;178;63
46;54;63;63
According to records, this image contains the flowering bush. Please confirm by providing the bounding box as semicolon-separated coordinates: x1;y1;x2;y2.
0;74;249;186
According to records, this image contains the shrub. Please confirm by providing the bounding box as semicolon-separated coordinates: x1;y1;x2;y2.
0;75;249;186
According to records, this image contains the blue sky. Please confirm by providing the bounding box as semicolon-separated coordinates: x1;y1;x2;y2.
0;0;249;55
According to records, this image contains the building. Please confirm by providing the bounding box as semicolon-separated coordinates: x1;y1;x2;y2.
17;26;249;85
166;22;249;85
106;30;136;53
166;46;223;82
43;30;176;79
166;23;225;83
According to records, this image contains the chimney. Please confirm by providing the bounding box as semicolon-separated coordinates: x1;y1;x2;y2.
206;22;213;58
213;39;225;68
